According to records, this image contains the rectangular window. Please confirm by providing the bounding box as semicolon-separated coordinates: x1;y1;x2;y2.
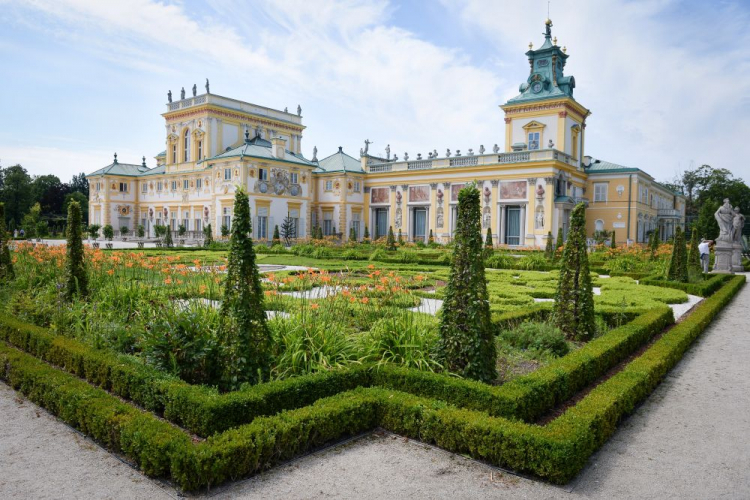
528;132;540;151
594;183;608;202
170;211;177;230
183;179;189;190
289;208;300;239
290;172;298;184
325;180;333;191
157;181;163;192
141;183;147;193
222;207;232;232
171;181;177;191
196;178;202;189
259;168;268;181
351;212;360;240
224;168;232;181
257;207;268;239
194;219;202;232
353;181;361;192
323;211;333;236
119;182;128;192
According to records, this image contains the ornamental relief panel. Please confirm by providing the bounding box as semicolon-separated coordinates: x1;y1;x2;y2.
253;168;301;197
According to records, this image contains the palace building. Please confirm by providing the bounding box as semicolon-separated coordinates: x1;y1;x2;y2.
87;20;685;246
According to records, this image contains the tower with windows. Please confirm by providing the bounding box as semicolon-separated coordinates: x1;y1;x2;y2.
501;19;589;167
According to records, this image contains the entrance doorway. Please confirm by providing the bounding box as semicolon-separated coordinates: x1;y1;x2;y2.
411;207;427;242
374;208;388;239
505;206;521;245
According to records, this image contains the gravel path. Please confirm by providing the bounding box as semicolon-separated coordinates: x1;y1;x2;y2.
1;274;748;499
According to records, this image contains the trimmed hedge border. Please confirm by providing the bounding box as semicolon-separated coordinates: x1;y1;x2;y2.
0;275;743;489
0;305;669;432
639;273;731;297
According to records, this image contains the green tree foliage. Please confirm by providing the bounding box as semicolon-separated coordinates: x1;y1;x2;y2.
649;229;659;260
694;199;720;240
610;231;616;249
687;227;701;273
0;203;14;280
281;216;296;245
544;231;554;260
136;225;146;238
397;228;403;245
363;225;370;243
63;192;88;224
21;203;43;238
87;224;101;240
667;226;689;282
272;225;281;245
438;183;497;383
219;188;271;387
64;201;88;300
554;203;595;341
102;224;114;241
387;226;396;251
485;228;493;249
0;165;33;228
163;225;174;248
220;225;230;238
349;225;356;242
429;229;435;245
555;227;564;253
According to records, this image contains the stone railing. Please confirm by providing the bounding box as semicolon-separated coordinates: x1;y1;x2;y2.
365;148;578;173
657;208;681;218
166;94;302;124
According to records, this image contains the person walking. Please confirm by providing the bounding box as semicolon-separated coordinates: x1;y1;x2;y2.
698;238;712;273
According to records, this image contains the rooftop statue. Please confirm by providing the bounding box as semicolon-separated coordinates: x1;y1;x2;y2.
167;90;172;103
205;78;210;93
479;145;485;154
312;146;318;162
493;144;499;153
433;149;438;158
446;149;451;157
192;84;197;97
181;87;185;100
297;104;302;116
404;152;409;161
385;144;390;160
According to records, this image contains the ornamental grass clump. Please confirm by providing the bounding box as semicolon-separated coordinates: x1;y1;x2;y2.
438;183;497;383
667;226;688;283
0;203;14;280
64;201;87;300
554;202;595;341
219;188;271;388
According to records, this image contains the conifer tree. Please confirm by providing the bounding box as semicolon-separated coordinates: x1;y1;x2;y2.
544;231;554;261
0;203;14;280
203;223;214;247
649;229;660;260
349;225;356;242
163;224;173;248
610;231;616;249
332;225;337;238
438;184;496;383
485;228;493;249
363;225;370;243
667;226;689;282
687;227;701;273
428;229;435;244
554;203;595;341
397;228;404;245
64;201;87;299
555;227;564;256
272;225;281;245
387;226;396;251
219;188;271;387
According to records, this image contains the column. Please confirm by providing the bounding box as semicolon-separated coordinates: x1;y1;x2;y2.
429;183;437;239
499;205;507;244
519;204;527;246
490;180;499;244
442;182;451;239
389;185;397;232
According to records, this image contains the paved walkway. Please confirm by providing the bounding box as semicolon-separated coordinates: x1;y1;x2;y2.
1;275;748;499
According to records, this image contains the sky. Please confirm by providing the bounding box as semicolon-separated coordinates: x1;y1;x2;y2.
1;0;749;184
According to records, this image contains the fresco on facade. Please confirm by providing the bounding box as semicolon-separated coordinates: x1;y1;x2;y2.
409;185;430;203
500;181;527;199
371;187;389;204
450;183;466;202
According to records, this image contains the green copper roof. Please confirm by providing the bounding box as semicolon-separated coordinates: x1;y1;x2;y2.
315;147;364;174
202;134;316;167
138;164;166;176
506;20;576;105
87;156;152;177
585;159;639;174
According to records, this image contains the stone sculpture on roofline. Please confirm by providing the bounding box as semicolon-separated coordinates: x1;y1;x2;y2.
712;198;745;273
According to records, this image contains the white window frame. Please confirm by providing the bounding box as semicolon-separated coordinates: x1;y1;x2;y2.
224;168;232;181
141;183;147;193
290;172;298;184
325;180;333;191
196;178;202;189
594;183;608;203
183;179;189;190
259;168;268;181
119;182;128;193
528;131;540;151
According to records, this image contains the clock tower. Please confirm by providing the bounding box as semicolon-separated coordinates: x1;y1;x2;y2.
500;19;590;166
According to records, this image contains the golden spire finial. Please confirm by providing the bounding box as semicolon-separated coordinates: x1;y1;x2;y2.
562;46;567;53
553;36;558;45
545;18;552;25
529;42;533;50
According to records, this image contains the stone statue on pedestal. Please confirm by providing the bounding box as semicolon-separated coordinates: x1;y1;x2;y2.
712;198;741;273
715;199;734;243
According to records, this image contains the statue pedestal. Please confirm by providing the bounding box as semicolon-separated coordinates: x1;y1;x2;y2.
711;243;735;274
732;243;744;272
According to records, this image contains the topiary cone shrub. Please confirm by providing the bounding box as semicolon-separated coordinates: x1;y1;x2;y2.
554;202;595;341
363;225;370;243
0;203;14;280
163;224;174;248
429;229;435;245
387;226;396;251
64;201;87;300
687;227;701;274
544;231;554;261
555;228;564;258
219;188;271;388
438;183;497;383
203;223;214;247
397;229;404;245
272;225;281;246
610;230;616;249
667;226;688;283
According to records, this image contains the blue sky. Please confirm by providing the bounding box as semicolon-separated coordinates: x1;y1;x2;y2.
1;0;749;183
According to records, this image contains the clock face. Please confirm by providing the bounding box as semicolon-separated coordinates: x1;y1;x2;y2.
531;82;543;93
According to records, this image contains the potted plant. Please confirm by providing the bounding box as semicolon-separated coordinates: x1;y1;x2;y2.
87;224;101;248
120;225;129;241
136;224;145;248
102;224;114;249
177;224;186;246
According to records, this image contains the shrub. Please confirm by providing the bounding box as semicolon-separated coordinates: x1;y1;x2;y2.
387;226;396;251
610;230;616;249
438;183;496;383
163;225;174;248
64;201;87;300
687;227;701;273
554;203;595;341
178;224;187;237
397;229;404;245
220;224;229;238
0;203;13;279
667;226;688;282
87;224;101;240
120;226;130;237
544;231;554;261
363;225;370;243
272;225;281;246
555;228;564;256
136;224;146;238
498;321;569;357
203;223;214;247
219;188;271;388
102;224;114;241
360;314;441;371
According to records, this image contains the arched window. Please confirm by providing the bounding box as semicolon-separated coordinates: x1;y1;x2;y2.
595;219;604;232
171;143;176;164
183;129;190;162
